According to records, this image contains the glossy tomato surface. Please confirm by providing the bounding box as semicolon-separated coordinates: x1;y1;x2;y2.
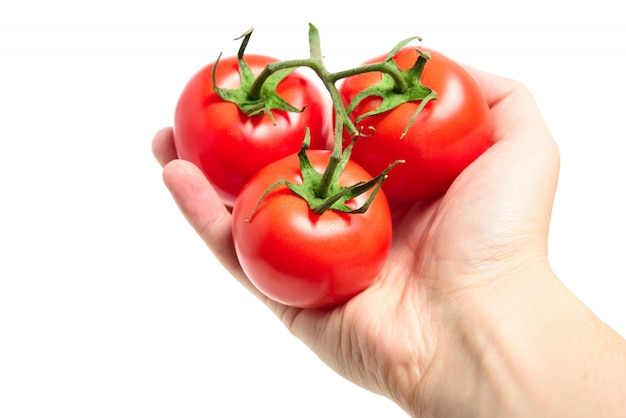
232;150;392;309
339;47;492;203
174;55;330;207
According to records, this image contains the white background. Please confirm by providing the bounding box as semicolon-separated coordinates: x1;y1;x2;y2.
1;0;624;416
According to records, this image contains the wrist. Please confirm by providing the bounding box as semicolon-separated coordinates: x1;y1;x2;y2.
407;262;626;418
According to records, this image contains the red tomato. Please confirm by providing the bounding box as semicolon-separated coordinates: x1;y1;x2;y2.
174;55;330;207
232;150;392;309
339;47;492;203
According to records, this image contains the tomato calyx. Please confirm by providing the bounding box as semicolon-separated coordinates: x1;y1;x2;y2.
225;24;438;220
246;130;403;221
344;38;439;139
212;28;303;122
215;25;438;140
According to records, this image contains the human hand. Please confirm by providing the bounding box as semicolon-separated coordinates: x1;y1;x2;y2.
152;69;624;417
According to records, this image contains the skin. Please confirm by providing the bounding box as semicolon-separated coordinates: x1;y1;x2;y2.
152;68;626;417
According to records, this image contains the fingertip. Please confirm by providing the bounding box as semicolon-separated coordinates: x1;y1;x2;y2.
161;158;207;207
161;158;230;235
152;127;178;167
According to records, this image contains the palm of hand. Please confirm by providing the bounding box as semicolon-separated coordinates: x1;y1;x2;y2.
272;144;544;403
153;69;559;413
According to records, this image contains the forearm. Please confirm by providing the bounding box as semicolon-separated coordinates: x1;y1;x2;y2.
410;264;626;418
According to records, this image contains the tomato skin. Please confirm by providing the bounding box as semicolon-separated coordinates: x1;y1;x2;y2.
339;47;492;203
174;55;330;207
232;151;392;309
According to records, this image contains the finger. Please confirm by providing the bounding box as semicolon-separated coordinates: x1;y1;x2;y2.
162;158;239;273
161;158;272;302
463;66;515;108
461;68;560;241
152;127;178;167
465;66;559;184
467;68;556;150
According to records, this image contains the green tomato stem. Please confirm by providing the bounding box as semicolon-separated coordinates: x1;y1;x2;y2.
329;61;408;93
248;57;361;141
246;24;415;200
226;24;434;217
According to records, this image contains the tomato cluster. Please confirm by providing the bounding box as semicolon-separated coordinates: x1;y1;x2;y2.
173;26;491;308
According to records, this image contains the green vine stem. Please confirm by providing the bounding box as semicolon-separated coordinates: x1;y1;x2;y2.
213;23;437;218
248;25;416;141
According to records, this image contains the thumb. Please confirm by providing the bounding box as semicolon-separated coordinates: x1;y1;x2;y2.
455;69;560;237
